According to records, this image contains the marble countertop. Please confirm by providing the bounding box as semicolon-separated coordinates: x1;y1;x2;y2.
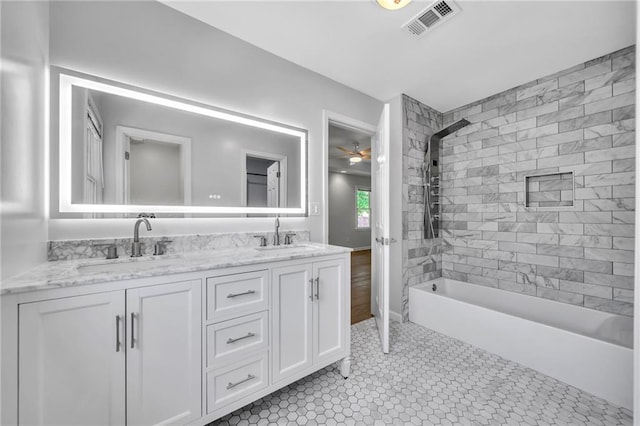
1;243;351;295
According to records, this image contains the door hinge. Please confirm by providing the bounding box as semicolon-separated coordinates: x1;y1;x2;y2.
276;172;281;178
124;151;130;160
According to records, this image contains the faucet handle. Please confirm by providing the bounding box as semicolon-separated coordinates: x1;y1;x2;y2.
137;212;156;218
153;240;173;256
93;243;119;260
284;233;297;245
253;235;267;247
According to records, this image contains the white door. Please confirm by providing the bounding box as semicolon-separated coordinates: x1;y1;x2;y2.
267;161;280;208
123;134;131;204
272;264;313;383
19;292;126;425
313;259;347;363
126;280;201;425
372;104;391;354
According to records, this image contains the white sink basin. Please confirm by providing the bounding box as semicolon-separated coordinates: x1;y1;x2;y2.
77;255;183;274
255;244;314;252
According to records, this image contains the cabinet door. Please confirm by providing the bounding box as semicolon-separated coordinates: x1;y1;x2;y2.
126;280;201;426
272;264;313;383
313;259;347;364
19;292;126;425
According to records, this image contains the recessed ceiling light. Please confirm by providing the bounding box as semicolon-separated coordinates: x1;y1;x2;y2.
340;170;347;173
377;0;412;10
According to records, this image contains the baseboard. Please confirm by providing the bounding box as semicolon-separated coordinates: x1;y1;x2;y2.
389;310;402;323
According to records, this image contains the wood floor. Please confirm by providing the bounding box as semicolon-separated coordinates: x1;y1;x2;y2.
351;249;372;325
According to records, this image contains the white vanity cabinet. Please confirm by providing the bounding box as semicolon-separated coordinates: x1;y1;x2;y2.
18;291;126;425
272;258;348;384
126;280;202;425
17;279;201;426
2;248;351;426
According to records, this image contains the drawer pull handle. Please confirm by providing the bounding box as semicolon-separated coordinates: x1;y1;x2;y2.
227;290;256;299
227;332;256;344
227;374;256;390
314;277;320;300
309;278;314;301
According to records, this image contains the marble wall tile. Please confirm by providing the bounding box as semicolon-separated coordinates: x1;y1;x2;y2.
584;66;635;91
558;61;611;87
404;46;635;318
48;230;311;261
585;92;635;115
584;296;633;316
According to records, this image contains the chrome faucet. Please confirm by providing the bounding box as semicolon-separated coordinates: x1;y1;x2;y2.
131;217;152;257
274;217;280;246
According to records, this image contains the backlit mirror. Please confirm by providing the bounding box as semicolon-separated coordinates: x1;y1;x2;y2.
58;71;307;215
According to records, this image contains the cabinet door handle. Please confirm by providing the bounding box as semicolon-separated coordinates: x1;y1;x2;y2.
226;332;256;344
227;374;256;390
309;278;314;301
130;312;136;349
227;290;256;299
314;277;320;300
115;315;121;352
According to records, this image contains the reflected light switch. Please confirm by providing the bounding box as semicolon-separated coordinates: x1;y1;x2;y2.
310;202;320;216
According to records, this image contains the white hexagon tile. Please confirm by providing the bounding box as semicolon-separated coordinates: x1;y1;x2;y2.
210;319;632;426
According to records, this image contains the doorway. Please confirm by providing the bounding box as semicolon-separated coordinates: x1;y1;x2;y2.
241;150;287;208
115;126;192;206
327;122;374;325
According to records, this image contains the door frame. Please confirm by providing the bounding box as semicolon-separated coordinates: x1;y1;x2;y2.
114;126;192;205
321;110;377;245
240;149;288;208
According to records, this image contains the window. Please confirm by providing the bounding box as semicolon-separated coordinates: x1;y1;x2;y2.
356;188;371;229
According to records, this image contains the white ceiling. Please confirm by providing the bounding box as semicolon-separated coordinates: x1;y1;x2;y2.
162;0;636;112
328;124;372;176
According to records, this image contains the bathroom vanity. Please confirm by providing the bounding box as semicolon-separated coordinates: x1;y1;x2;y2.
1;243;351;425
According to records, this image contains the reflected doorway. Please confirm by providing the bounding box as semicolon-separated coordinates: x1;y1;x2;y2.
115;126;192;206
242;151;287;208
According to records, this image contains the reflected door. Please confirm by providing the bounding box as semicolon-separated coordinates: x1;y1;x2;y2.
267;161;280;207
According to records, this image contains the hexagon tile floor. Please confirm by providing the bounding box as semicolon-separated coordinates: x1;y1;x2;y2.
211;319;633;426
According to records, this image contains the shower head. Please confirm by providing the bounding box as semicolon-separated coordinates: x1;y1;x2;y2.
432;118;471;141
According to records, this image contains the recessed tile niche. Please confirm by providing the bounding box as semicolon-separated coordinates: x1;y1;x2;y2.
525;172;574;208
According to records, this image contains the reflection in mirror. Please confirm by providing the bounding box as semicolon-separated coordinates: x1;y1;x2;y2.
244;153;286;208
59;71;307;215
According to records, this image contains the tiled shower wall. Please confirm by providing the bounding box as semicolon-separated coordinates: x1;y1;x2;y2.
438;45;635;316
401;95;443;321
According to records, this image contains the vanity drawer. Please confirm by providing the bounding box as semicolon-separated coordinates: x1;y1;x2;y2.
207;312;268;367
206;270;268;321
206;351;268;413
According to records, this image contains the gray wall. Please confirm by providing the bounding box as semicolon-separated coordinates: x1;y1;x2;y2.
48;1;382;240
0;1;49;279
328;172;371;249
439;46;635;316
129;141;182;205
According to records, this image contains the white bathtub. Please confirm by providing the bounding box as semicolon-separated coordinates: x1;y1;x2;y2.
409;278;634;410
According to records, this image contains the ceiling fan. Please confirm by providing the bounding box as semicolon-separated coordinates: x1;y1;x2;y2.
336;142;371;164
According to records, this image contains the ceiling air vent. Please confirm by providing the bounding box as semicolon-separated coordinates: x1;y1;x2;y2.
403;0;461;37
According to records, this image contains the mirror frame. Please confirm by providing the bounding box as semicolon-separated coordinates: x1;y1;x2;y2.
58;72;308;215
